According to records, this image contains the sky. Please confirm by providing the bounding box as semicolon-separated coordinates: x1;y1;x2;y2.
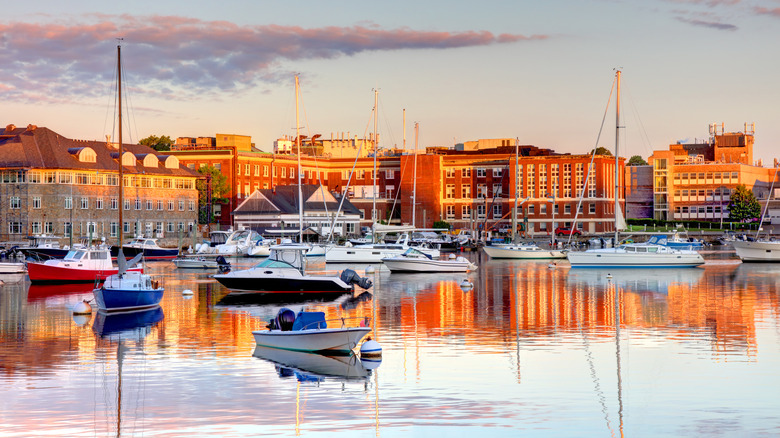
2;0;780;166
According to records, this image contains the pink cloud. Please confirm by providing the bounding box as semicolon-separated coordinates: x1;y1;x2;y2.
0;15;545;103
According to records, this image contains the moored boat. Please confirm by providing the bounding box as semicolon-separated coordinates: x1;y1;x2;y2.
382;248;476;272
112;237;178;261
483;243;567;259
252;308;371;355
27;248;142;283
732;239;780;262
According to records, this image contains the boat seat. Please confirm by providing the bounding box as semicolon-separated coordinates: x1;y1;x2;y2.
293;312;327;330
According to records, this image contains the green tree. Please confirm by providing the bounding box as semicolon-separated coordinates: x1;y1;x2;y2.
196;165;230;224
139;135;173;152
589;146;613;156
727;184;761;222
627;155;648;166
433;220;451;230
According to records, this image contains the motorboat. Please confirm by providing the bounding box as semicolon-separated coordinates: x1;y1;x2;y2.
732;239;780;262
247;237;273;257
195;230;231;254
382;248;477;273
173;256;218;269
0;247;25;274
94;253;164;312
252;308;371;355
483;242;567;259
213;240;373;294
112;237;178;261
252;345;373;381
654;232;705;250
326;232;440;263
18;234;72;259
213;229;264;257
567;241;705;268
27;247;143;283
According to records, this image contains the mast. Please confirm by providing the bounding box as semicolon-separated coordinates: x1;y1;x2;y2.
512;137;518;242
614;69;621;245
118;42;124;247
372;88;378;236
412;122;418;227
295;75;304;245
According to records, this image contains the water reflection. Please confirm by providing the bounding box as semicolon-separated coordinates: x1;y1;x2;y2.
566;268;705;294
93;307;165;340
252;346;374;382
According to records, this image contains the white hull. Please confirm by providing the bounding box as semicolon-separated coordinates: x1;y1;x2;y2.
326;245;440;263
483;245;566;259
0;262;26;274
382;257;474;272
732;240;780;262
173;258;218;269
567;246;704;268
252;327;371;353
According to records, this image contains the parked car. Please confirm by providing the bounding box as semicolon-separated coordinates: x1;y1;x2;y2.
555;227;581;236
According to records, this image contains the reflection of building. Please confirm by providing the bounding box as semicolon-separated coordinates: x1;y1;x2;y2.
0;125;199;246
642;124;778;222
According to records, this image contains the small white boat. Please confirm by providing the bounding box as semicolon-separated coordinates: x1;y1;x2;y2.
483;243;567;259
732;239;780;262
252;308;371;354
382;248;476;273
173;256;218;269
0;262;26;274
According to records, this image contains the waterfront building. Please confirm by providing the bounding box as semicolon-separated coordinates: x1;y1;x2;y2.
0;124;199;247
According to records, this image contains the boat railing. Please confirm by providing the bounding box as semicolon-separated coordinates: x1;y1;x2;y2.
298;316;371;331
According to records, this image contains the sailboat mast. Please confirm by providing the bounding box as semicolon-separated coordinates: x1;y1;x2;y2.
118;43;124;247
412;122;418;228
372;89;378;232
512;137;518;242
295;75;304;244
614;69;621;245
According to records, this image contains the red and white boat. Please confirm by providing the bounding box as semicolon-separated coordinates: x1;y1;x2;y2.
27;248;143;284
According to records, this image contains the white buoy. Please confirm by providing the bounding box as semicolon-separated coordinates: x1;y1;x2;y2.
182;289;194;295
72;300;92;315
365;265;375;274
360;337;382;358
361;356;382;370
606;273;613;279
460;278;473;290
72;314;90;326
448;253;456;259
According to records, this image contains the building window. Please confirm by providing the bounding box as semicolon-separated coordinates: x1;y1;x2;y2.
477;204;486;219
541;204;547;215
135;199;142;210
461;184;471;199
386;169;394;179
461;168;471;178
263;166;269;177
179;200;185;211
589;203;596;214
528;204;535;215
446;184;455;199
167;222;175;233
446;169;455;178
157;200;164;210
564;204;571;214
386;185;394;199
9;222;22;234
281;167;286;178
477;168;486;178
493;184;501;198
31;222;41;234
96;198;104;210
168;200;174;211
111;198;118;210
80;197;88;209
110;222;118;237
477;184;486;199
290;168;295;179
65;196;72;210
64;222;73;236
493;168;502;178
245;164;250;175
461;205;472;219
446;205;455;220
10;196;21;209
146;200;153;210
33;196;41;209
44;222;54;234
493;204;502;218
189;201;195;211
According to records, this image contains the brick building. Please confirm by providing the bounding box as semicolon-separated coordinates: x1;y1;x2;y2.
0;124;200;247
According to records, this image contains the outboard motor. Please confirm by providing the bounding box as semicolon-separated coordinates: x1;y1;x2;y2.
277;308;296;331
340;269;374;290
216;255;231;273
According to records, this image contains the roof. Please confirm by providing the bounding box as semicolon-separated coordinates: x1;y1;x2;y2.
0;124;199;177
232;184;361;216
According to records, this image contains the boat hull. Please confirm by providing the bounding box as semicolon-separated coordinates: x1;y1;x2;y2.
94;283;163;312
732;240;780;262
483;245;567;259
252;327;371;354
214;272;353;293
567;250;704;268
173;258;218;269
0;262;26;274
382;258;473;272
27;262;143;283
112;246;178;261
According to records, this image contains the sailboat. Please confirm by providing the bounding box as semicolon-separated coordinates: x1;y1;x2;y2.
483;138;566;259
731;168;780;262
567;70;704;268
94;42;165;312
213;76;374;295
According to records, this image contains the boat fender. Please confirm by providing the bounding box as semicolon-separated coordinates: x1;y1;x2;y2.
360;337;382;358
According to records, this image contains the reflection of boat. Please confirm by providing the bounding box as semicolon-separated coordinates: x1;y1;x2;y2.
173;256;218;269
27;282;95;302
566;268;704;294
732;239;780;262
27;248;143;283
483;243;566;259
252;346;372;381
92;306;164;340
382;248;476;272
214;241;373;294
252;308;371;354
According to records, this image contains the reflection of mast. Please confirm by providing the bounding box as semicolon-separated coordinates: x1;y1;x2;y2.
116;342;124;438
613;279;625;438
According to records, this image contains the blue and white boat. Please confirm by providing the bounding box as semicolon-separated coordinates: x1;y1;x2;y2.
94;252;164;312
650;232;705;250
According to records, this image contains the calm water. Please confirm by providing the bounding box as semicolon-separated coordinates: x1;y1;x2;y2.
1;251;780;437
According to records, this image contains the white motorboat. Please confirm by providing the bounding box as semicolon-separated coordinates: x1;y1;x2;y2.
252;308;371;354
483;243;567;259
213;241;373;294
732;239;780;262
326;230;440;263
382;248;476;273
214;229;264;256
0;261;26;274
173;256;218;269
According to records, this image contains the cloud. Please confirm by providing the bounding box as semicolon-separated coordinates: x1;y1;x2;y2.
0;15;546;103
754;7;780;18
675;16;739;30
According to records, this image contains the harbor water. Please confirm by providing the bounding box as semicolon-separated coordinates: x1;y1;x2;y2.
1;250;779;437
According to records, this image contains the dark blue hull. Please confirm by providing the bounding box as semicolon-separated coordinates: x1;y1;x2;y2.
110;246;178;260
94;287;164;312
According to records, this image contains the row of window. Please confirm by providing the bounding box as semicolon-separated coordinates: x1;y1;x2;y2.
5;196;194;211
673;187;733;197
10;221;195;236
0;170;194;189
673;205;724;214
443;203;598;220
673;171;739;181
445;168;504;178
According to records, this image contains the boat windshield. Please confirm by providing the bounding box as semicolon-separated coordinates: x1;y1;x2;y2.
253;258;296;269
65;250;86;260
